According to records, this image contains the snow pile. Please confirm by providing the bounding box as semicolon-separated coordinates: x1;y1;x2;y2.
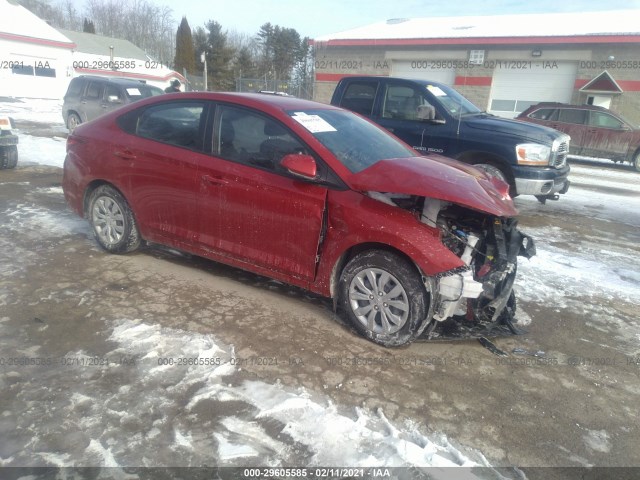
0;318;492;473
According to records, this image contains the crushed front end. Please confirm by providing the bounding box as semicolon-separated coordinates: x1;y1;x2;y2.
422;198;536;336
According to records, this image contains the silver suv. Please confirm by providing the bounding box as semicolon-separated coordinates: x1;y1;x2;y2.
62;76;163;131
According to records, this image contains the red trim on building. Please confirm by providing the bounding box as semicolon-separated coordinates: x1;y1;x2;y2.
315;72;388;82
0;31;75;49
75;68;185;83
313;35;640;47
454;76;492;86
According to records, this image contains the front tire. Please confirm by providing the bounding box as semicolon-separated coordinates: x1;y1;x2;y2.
339;250;430;347
88;185;141;254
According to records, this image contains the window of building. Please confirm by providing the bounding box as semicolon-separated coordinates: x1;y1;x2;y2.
11;65;34;76
35;67;56;78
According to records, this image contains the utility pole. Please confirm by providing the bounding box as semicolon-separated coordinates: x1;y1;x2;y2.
201;52;207;91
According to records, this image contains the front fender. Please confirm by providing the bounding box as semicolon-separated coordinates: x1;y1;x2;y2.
310;189;465;297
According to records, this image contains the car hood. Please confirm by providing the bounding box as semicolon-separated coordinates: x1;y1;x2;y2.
464;114;562;144
347;155;518;217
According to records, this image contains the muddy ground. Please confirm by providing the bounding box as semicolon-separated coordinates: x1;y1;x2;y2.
1;161;639;477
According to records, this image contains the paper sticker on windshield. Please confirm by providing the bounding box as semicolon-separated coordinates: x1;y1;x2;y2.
126;88;141;96
292;113;336;133
426;85;446;97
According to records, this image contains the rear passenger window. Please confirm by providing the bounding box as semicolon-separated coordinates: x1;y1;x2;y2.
558;108;587;125
85;81;103;99
341;81;378;116
135;102;207;151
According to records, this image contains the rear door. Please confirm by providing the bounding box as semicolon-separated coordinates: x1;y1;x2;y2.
196;103;327;281
81;80;106;122
117;100;209;245
549;108;588;155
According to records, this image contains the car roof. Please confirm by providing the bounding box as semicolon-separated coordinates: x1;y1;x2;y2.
75;75;159;87
160;92;341;112
526;102;612;112
341;75;448;88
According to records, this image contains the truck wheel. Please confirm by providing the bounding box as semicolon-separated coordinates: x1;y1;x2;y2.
633;151;640;172
0;145;18;169
67;113;81;132
88;185;141;254
339;250;430;347
473;162;508;184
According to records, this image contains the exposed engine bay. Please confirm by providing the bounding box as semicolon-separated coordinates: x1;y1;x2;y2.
367;192;536;339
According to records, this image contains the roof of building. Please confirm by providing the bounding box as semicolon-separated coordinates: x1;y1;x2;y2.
314;10;640;46
0;0;75;49
58;29;151;60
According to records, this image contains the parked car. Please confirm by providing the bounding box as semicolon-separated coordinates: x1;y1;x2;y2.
517;103;640;171
330;76;571;203
0;115;18;169
63;92;535;347
62;75;164;131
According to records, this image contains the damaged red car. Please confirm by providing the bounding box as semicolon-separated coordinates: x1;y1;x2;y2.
63;92;535;347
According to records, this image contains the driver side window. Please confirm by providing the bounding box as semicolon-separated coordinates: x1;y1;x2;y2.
382;85;434;120
215;105;308;172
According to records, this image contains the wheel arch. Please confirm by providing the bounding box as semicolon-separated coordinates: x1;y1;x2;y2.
83;180;127;219
329;241;427;303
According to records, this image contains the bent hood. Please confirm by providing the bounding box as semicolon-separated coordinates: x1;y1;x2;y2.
347;155;518;217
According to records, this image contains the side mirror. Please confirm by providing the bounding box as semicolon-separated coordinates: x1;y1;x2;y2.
281;153;317;179
107;95;122;104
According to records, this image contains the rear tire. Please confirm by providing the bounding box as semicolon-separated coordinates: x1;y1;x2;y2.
88;185;141;254
339;250;430;347
0;145;18;169
67;113;81;132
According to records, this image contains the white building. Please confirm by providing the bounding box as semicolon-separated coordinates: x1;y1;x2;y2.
313;10;640;123
0;0;74;99
0;0;183;99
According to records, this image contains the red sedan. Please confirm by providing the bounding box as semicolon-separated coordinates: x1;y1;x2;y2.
63;92;535;347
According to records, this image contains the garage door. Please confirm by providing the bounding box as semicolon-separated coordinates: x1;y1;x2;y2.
488;61;577;118
392;60;455;85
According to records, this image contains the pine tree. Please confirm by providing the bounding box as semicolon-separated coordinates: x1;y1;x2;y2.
173;17;196;74
83;18;96;34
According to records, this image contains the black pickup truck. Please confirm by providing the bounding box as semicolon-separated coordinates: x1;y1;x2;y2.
0;115;18;169
330;76;570;202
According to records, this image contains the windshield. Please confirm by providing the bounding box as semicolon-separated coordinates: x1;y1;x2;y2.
288;109;418;173
425;83;482;117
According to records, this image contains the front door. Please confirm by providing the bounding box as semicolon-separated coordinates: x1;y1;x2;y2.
196;104;327;281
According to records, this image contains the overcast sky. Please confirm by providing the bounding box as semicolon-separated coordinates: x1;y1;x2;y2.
154;0;640;38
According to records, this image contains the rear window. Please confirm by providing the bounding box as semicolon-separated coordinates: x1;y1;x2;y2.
124;85;164;100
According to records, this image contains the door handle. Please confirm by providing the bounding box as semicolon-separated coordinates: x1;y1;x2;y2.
113;150;136;160
201;175;228;186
